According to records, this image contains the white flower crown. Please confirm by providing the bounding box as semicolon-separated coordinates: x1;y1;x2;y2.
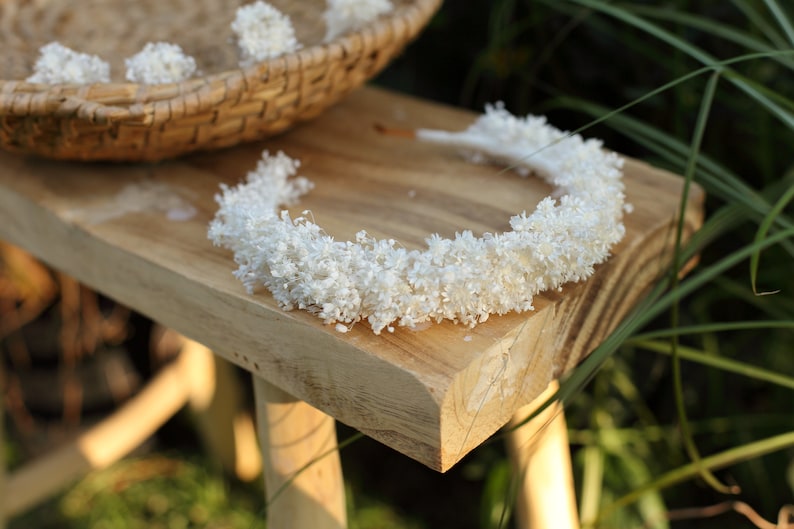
209;104;629;334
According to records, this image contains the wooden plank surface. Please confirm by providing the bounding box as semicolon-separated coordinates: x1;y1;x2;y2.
0;86;703;471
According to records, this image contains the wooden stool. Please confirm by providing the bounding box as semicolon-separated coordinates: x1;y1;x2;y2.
0;87;703;528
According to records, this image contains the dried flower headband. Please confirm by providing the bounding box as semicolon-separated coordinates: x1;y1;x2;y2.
209;104;629;334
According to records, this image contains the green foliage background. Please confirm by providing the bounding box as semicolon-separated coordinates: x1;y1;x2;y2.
377;1;793;527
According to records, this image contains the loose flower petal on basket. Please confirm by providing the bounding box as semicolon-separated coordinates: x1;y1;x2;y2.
231;1;301;67
324;0;395;41
27;42;110;84
125;42;198;84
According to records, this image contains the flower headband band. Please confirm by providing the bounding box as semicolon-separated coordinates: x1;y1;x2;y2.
209;104;630;334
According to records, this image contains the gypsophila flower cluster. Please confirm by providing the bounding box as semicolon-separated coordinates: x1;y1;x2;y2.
208;105;629;334
324;0;394;41
125;42;197;84
25;1;399;83
231;1;301;67
27;42;111;84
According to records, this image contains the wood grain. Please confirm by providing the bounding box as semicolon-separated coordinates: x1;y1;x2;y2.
0;86;703;471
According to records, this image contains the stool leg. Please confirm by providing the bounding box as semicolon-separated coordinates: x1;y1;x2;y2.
506;380;580;529
253;376;346;529
179;338;262;481
2;350;194;517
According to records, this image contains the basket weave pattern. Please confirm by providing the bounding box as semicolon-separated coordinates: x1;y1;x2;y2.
0;0;441;161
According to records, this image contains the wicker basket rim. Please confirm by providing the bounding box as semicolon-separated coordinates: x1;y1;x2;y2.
0;0;441;125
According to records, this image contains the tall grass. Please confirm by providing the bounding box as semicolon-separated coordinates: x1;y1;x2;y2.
438;1;794;527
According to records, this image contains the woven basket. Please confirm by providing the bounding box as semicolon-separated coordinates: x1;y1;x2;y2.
0;0;441;161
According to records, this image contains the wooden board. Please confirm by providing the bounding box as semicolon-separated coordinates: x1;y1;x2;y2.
0;86;703;471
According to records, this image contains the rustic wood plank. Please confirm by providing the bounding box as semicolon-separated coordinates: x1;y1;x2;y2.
0;86;703;471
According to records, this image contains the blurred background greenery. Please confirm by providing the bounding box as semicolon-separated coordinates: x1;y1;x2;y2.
3;1;793;528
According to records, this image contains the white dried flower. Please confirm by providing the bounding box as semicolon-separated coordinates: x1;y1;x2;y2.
231;1;301;67
208;150;314;263
27;42;110;84
324;0;394;41
209;105;628;335
125;42;197;84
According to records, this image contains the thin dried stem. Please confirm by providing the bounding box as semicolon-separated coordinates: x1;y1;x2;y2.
653;501;794;529
373;123;418;138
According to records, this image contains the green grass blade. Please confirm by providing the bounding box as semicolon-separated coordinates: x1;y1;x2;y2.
668;71;736;495
263;432;364;510
763;0;794;46
750;181;794;295
557;0;712;62
555;0;794;132
653;227;794;321
579;444;605;525
506;292;656;431
557;98;794;250
631;320;794;340
619;458;670;529
713;276;794;321
632;339;794;391
540;226;794;424
569;414;794;446
479;458;513;529
554;50;794;151
732;0;789;47
683;204;751;254
551;96;774;216
723;68;794;123
596;430;794;521
626;4;794;69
